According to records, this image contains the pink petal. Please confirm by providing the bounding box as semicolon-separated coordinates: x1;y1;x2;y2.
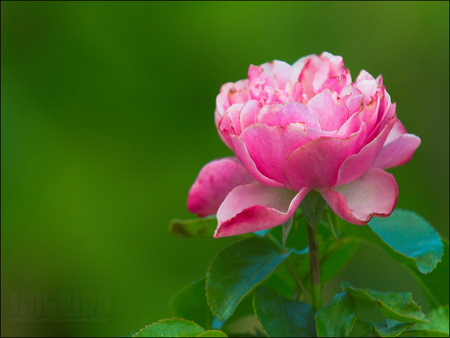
215;184;311;237
313;60;331;93
240;123;313;188
355;70;378;105
239;100;260;132
222;103;244;136
336;110;364;138
230;134;285;188
217;113;234;149
257;101;320;129
284;128;366;191
229;79;250;105
371;134;421;169
187;158;256;217
260;60;293;90
307;89;349;131
215;82;234;117
298;55;323;99
286;55;315;96
321;168;398;225
384;118;407;145
336;114;396;186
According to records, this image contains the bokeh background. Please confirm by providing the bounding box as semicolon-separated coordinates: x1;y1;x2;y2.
2;1;448;336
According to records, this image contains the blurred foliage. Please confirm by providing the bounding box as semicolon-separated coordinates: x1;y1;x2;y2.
1;1;448;336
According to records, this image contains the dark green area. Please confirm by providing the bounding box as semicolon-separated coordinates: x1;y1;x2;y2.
2;2;448;336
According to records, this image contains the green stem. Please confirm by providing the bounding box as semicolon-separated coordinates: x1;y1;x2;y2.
306;223;323;311
284;258;310;304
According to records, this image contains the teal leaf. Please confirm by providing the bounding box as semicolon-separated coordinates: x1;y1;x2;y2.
196;330;228;337
338;209;443;275
409;238;449;308
170;278;212;329
300;190;327;228
207;237;294;321
343;284;427;323
253;286;316;337
368;210;443;274
316;292;357;337
373;319;413;337
133;318;205;337
169;215;217;238
401;305;449;337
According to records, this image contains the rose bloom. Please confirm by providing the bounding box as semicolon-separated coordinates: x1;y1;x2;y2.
188;52;420;238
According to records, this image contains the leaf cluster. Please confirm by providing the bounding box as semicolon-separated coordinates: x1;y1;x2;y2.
134;209;449;337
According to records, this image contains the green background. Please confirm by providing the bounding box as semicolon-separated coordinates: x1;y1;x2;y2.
1;1;448;336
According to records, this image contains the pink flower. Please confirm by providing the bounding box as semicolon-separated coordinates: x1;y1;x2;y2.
188;52;421;238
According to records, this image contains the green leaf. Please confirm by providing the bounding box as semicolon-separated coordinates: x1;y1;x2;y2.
316;292;357;337
300;190;327;228
170;278;212;329
133;318;205;337
196;330;228;337
338;209;443;274
169;215;217;238
262;268;296;299
253;286;316;337
343;284;427;323
401;306;449;337
207;237;294;321
409;238;449;308
368;210;443;274
373;319;413;337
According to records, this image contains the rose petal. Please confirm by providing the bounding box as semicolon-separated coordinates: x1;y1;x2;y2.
307;89;349;131
371;134;421;169
187;158;256;217
285;127;366;190
216;82;234;117
240;123;313;188
239;100;260;132
230;134;285;188
257;101;320;129
260;60;293;90
215;183;310;237
336;114;396;186
298;55;323;99
321;168;398;225
384;118;407;145
222;103;244;136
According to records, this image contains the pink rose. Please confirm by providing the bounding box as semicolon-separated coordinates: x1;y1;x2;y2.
188;52;421;238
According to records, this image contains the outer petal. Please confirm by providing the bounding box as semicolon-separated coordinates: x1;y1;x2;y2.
187;158;256;217
371;134;421;169
215;183;311;237
321;168;398;225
